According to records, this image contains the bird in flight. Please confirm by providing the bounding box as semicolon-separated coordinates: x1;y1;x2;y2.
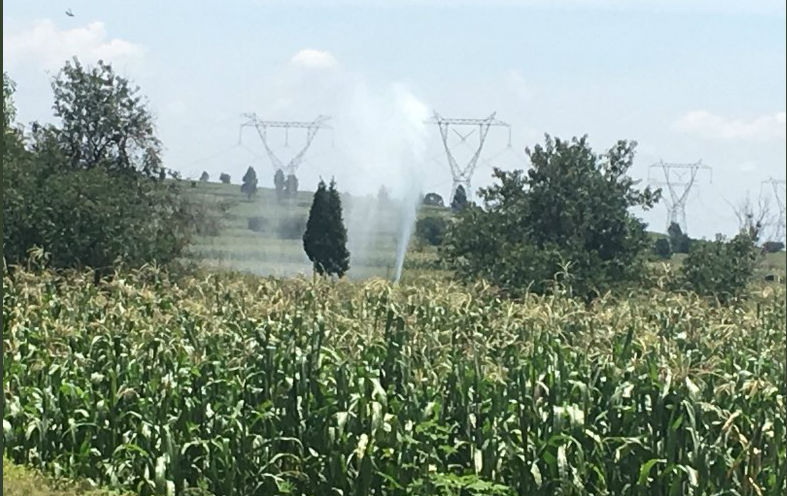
65;9;74;17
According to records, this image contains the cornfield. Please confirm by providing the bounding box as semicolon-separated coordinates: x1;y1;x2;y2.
3;266;786;495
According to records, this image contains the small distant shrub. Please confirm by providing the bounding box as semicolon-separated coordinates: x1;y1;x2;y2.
416;215;448;246
451;185;468;212
219;173;231;184
763;241;785;253
278;216;307;239
247;217;267;233
682;230;760;303
200;171;209;182
668;222;691;253
653;238;671;259
423;192;444;207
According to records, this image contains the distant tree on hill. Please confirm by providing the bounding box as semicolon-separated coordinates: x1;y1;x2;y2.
303;179;350;277
653;238;672;259
200;171;209;182
423;192;444;207
274;168;286;201
451;185;468;212
668;222;691;253
219;173;231;184
416;215;448;246
285;173;298;198
763;241;785;253
682;229;760;303
241;166;258;199
377;185;390;203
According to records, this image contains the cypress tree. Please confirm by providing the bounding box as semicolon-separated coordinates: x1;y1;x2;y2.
326;179;350;276
303;179;350;277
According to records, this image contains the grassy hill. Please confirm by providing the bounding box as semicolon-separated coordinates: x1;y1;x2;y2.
185;180;447;280
184;180;786;281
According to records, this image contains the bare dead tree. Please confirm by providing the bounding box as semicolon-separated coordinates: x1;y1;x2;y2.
728;192;773;241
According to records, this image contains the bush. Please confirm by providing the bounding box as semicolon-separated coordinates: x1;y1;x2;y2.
277;216;307;239
653;238;672;259
247;216;268;233
763;241;785;253
668;222;691;253
423;192;445;208
219;173;231;184
681;231;760;303
416;215;448;246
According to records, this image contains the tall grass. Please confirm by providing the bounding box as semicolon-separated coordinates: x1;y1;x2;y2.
3;266;785;495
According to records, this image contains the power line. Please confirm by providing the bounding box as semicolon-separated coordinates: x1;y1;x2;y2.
427;111;511;202
239;113;331;176
647;159;711;234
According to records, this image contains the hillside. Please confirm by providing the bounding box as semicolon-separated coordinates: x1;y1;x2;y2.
185;180;447;280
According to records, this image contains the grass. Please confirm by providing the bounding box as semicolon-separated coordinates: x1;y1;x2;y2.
185;180;450;279
3;458;126;496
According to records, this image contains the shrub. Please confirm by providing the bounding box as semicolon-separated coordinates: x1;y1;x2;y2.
653;238;672;259
423;192;445;207
763;241;785;253
247;216;268;233
668;222;691;253
416;215;448;246
277;216;307;239
219;173;231;184
682;230;760;303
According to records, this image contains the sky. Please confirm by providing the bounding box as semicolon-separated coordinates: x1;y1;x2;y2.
4;0;786;239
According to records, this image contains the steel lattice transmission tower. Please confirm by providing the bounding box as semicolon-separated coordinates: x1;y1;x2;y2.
428;112;511;201
648;160;712;233
239;113;331;176
762;177;786;241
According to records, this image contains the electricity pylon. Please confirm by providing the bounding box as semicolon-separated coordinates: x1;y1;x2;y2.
428;112;511;201
239;114;331;176
762;177;786;241
648;160;711;234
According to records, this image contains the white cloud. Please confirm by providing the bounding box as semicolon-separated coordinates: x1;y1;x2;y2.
672;110;786;142
3;19;144;70
289;49;338;69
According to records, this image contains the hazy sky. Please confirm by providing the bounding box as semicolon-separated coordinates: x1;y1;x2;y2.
4;0;786;239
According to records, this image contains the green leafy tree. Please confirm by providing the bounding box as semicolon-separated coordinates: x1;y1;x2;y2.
51;58;163;177
667;222;691;253
219;172;231;184
682;230;760;303
241;166;258;199
451;185;468;212
274;168;286;201
444;135;660;298
3;61;196;276
303;179;350;277
200;171;209;182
